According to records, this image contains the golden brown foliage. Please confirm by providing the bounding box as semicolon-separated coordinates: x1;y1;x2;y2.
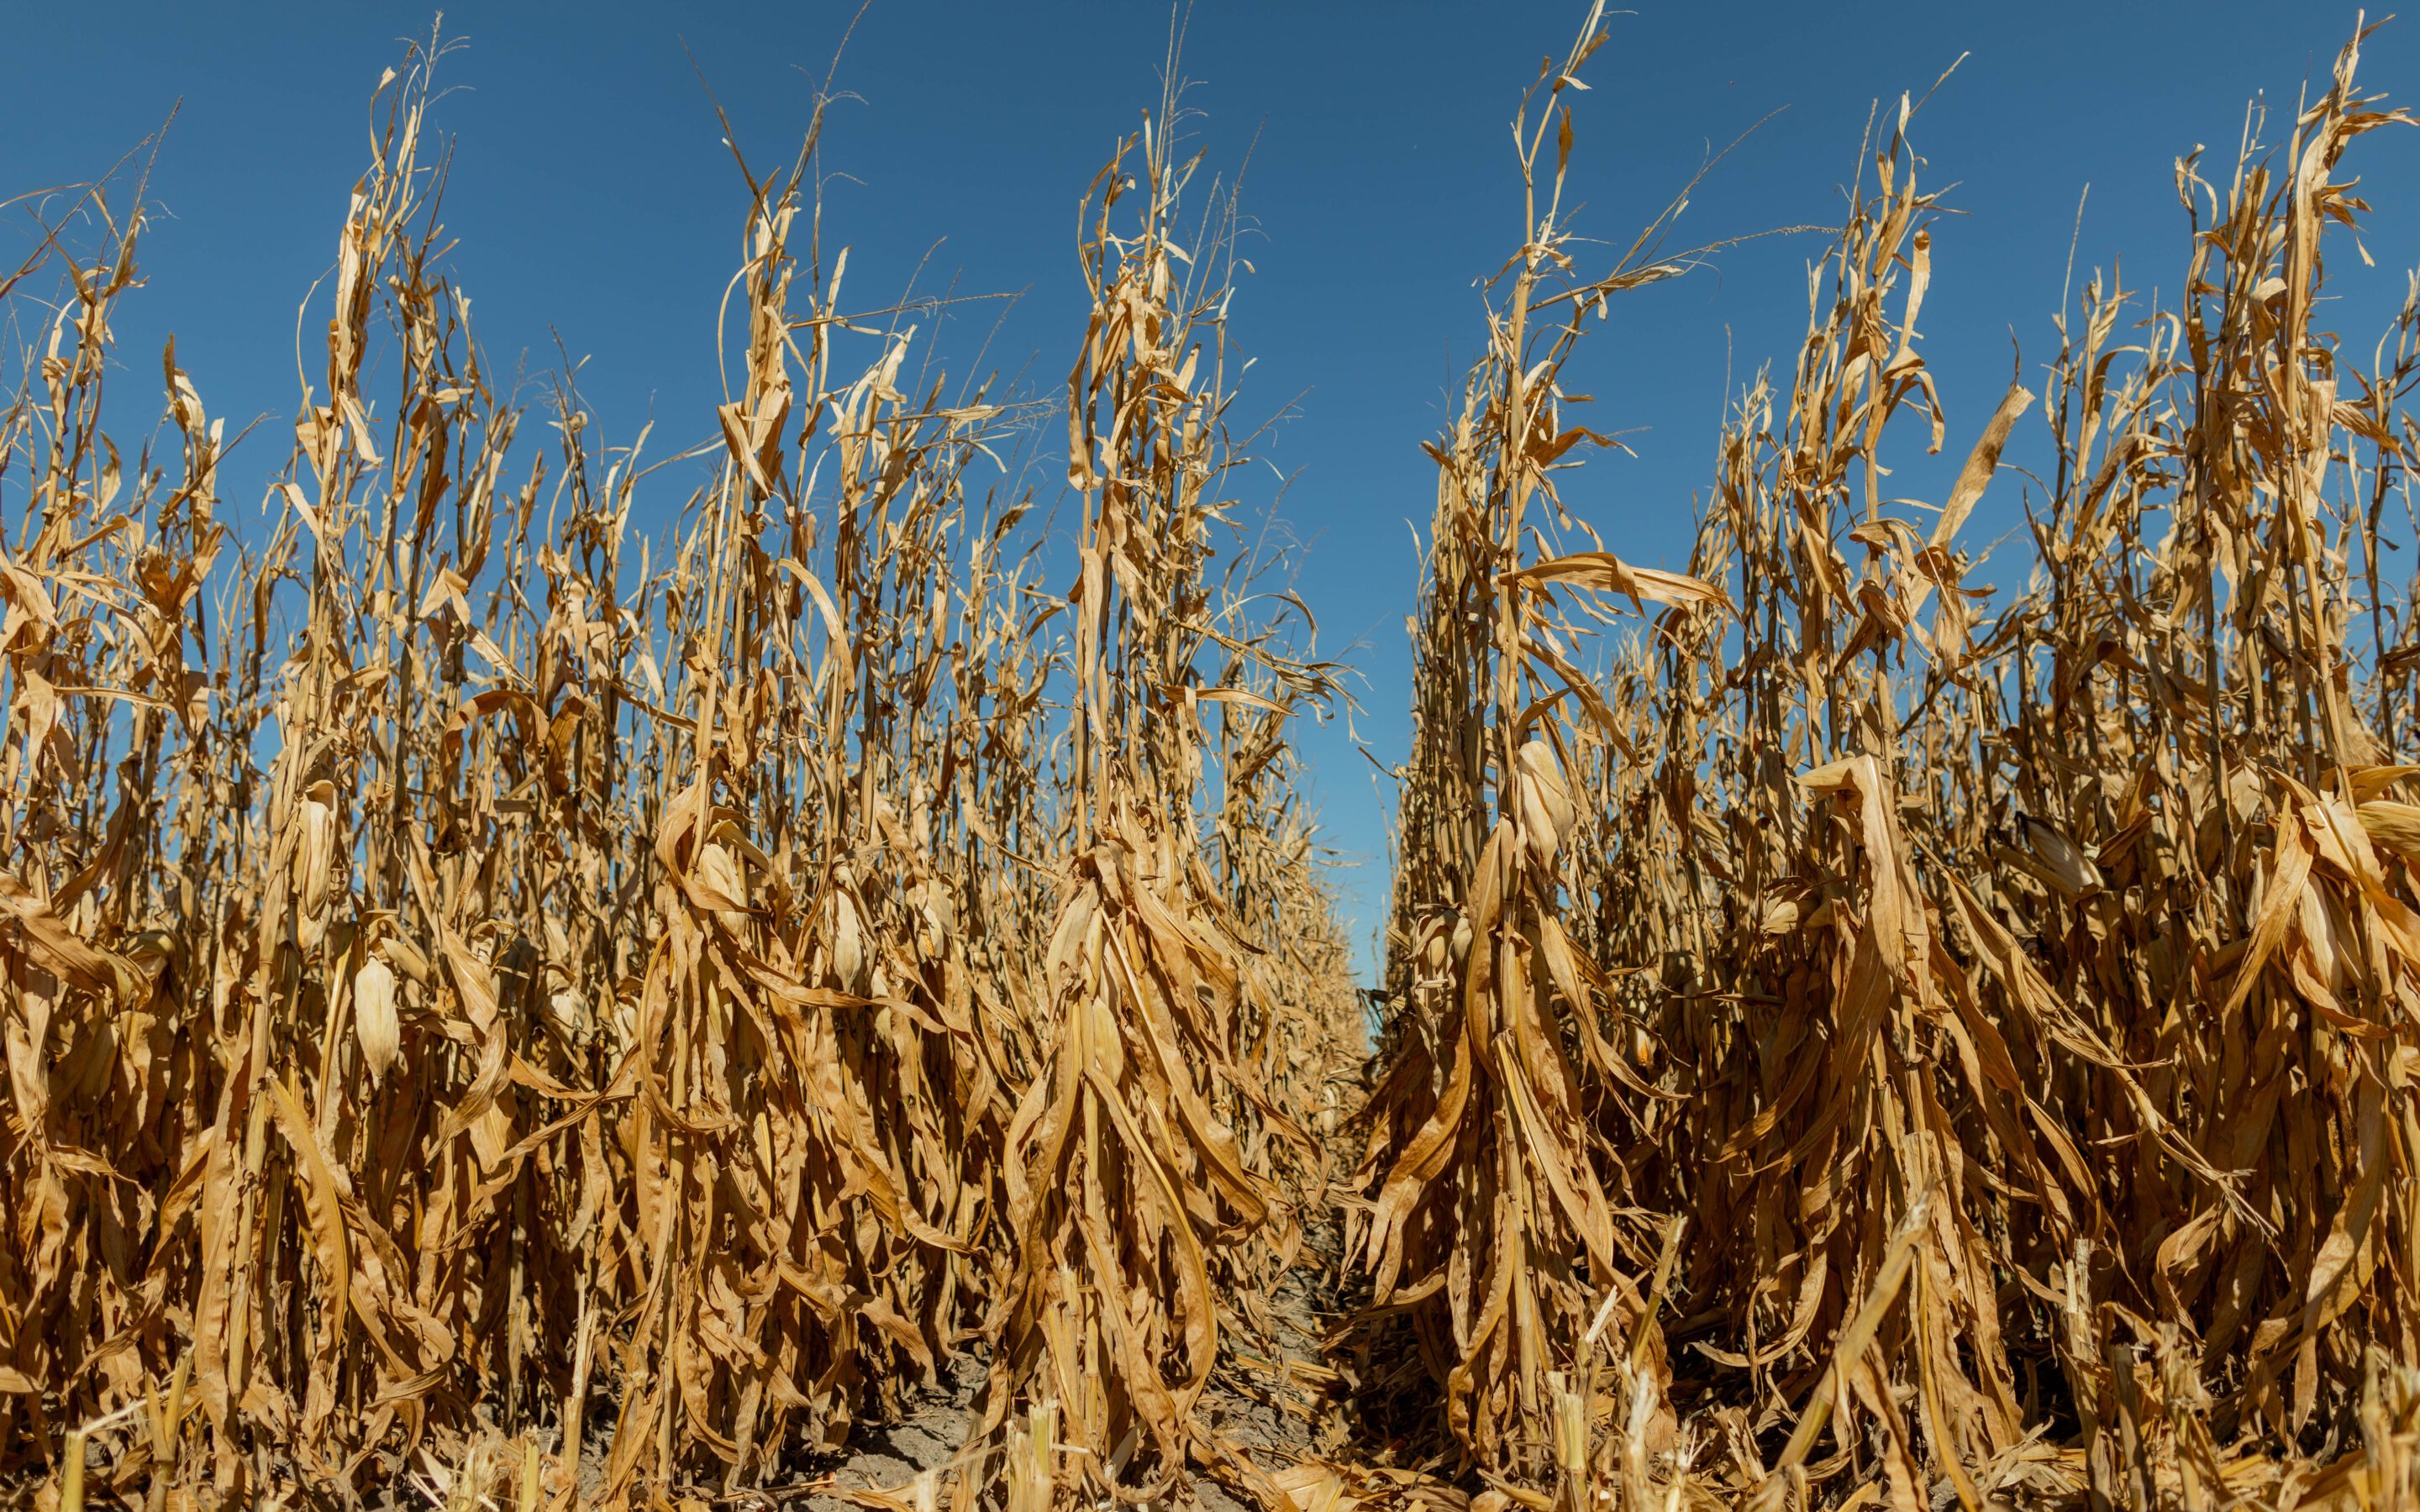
16;8;2420;1512
1359;11;2420;1511
0;29;1356;1511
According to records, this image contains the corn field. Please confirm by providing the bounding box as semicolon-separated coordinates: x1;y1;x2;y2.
8;8;2420;1511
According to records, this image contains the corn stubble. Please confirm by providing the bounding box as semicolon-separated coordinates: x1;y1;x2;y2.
13;8;2420;1512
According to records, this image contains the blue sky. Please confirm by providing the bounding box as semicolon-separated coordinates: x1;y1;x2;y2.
9;3;2420;979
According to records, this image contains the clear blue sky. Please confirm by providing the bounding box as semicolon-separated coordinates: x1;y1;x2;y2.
9;3;2419;979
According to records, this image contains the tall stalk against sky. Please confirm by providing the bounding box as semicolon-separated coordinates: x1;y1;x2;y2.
1359;0;1726;1474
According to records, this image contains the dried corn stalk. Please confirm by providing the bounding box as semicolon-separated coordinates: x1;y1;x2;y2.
1357;14;2420;1511
979;98;1343;1504
0;30;1335;1506
1357;3;1722;1476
